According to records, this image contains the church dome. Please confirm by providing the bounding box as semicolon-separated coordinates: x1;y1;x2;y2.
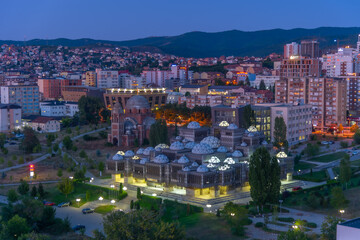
178;155;190;164
201;136;220;148
191;161;199;167
185;141;196;149
187;121;201;129
143;147;155;155
125;95;150;109
219;121;229;127
192;143;214;154
197;165;209;173
170;141;185;150
136;148;145;155
232;150;243;158
241;142;248;147
182;166;191;172
155;143;169;151
217;146;228;153
208;156;221;164
224;157;235;164
112;154;123;161
153;154;169;164
227;123;238;130
124;150;135;157
139;158;149;164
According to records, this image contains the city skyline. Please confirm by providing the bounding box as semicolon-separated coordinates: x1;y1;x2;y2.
2;0;360;41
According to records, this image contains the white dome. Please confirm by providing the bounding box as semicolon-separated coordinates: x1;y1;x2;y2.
218;164;230;171
192;143;214;154
262;140;268;145
276;151;288;158
208;156;221;164
247;126;257;132
232;150;243;157
153;154;169;164
124;150;135;157
155;143;169;149
185;141;196;149
191;162;199;167
219;121;229;127
183;166;191;172
112;154;123;161
197;165;209;173
170;141;185;150
207;163;216;168
201;136;220;148
178;155;190;164
143;147;155;155
116;151;125;155
136;148;144;155
224;157;235;164
140;158;149;164
227;123;238;130
241;142;248;147
217;146;228;153
187;121;201;129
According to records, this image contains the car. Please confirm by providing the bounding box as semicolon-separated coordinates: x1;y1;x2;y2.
57;202;70;208
82;208;94;214
292;186;303;192
328;141;334;145
321;141;329;145
43;201;55;206
72;224;85;231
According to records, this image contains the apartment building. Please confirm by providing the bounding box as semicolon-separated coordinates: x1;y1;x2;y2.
322;47;356;77
40;101;79;117
38;77;82;99
1;85;39;115
0;104;21;132
280;57;321;79
85;71;96;87
96;69;119;88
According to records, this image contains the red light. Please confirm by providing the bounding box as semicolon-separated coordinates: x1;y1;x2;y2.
30;165;34;168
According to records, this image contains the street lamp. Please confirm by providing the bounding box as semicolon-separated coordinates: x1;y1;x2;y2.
69;176;73;179
206;204;212;208
76;198;81;207
111;200;115;204
99;196;103;201
152;193;157;196
123;186;127;191
292;225;298;230
230;213;235;216
340;209;345;217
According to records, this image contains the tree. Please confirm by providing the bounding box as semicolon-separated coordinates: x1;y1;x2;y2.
30;186;37;198
274;116;287;148
57;168;63;178
277;229;310;240
98;162;105;173
119;183;123;194
304;143;320;157
149;119;169;147
339;157;351;188
338;124;344;133
185;92;191;97
354;129;360;144
46;133;56;147
243;105;255;128
249;147;281;211
57;178;74;198
137;187;141;200
0;133;6;148
79;150;87;158
259;80;266;90
17;180;29;195
350;124;359;133
86;190;91;202
62;136;73;150
130;200;134;210
330;187;348;210
262;57;274;69
321;216;344;240
78;96;104;124
38;183;45;199
7;189;18;203
6;215;30;240
20;127;40;154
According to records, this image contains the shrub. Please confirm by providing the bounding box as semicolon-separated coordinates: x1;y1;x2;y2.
340;141;349;148
277;217;295;223
118;191;128;200
83;134;98;141
305;222;317;228
255;222;265;228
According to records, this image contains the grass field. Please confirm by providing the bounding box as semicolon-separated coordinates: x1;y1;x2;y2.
294;162;317;171
94;205;115;214
309;152;347;163
180;213;244;240
293;170;329;182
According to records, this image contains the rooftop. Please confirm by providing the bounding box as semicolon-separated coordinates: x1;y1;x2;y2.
180;84;207;89
339;218;360;229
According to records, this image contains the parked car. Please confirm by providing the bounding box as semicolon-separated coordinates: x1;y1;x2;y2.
321;141;329;145
43;201;55;206
82;208;94;214
57;202;70;208
72;224;85;231
292;186;303;192
328;141;334;145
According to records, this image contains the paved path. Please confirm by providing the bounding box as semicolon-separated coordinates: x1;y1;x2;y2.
327;168;336;179
0;180;59;187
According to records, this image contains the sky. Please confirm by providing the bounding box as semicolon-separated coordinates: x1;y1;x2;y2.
1;0;360;41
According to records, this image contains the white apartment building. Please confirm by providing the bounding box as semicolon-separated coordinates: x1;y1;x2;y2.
284;42;300;58
323;47;356;77
1;85;39;115
121;75;146;89
40;101;79;117
141;70;174;87
96;69;119;88
251;75;279;89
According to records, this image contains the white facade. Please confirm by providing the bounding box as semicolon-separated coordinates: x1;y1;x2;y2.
40;101;79;117
141;70;174;87
284;42;300;58
122;75;146;89
252;75;279;88
323;48;356;77
1;85;39;115
337;218;360;240
96;69;119;88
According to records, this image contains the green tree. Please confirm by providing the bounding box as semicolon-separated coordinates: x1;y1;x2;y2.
20;127;40;154
137;187;141;200
0;133;6;148
277;229;310;240
321;216;344;240
62;136;73;150
78;96;104;124
7;189;18;203
79;150;87;158
30;186;37;198
262;57;274;69
259;80;266;90
57;178;74;198
149;119;169;147
119;183;123;194
353;129;360;144
52;143;59;153
339;157;351;188
304;143;320;157
330;187;348;210
38;183;45;199
249;147;281;211
46;133;56;147
6;215;30;240
98;162;105;173
130;200;134;210
17;180;29;195
243;105;255;128
86;190;91;202
274;116;287;148
57;168;63;178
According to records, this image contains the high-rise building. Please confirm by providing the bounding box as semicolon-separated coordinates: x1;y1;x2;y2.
284;42;300;59
96;69;119;89
141;70;173;87
300;40;320;58
38;78;82;100
322;47;356;77
280;57;321;79
1;85;40;115
85;71;96;87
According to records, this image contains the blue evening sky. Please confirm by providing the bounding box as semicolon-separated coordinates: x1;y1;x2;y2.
1;0;360;41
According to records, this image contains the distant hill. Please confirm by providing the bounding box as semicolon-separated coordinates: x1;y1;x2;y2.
2;27;360;57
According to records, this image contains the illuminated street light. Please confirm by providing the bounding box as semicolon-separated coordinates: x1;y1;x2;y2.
230;213;235;216
206;204;212;208
99;196;103;201
69;176;73;179
110;184;115;188
292;225;298;229
152;193;157;196
76;198;81;207
111;200;115;204
141;191;144;194
123;186;127;191
340;209;345;214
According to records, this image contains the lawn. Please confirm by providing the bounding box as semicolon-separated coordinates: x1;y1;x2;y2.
94;205;115;214
181;213;244;240
293;170;329;182
350;159;360;167
309;151;347;163
294;162;317;171
46;182;127;207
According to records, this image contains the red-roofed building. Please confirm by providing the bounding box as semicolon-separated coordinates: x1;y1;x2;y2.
28;116;60;133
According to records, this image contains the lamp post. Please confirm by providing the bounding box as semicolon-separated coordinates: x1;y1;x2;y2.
99;196;103;201
111;199;115;204
110;184;115;199
340;209;345;217
76;198;81;207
